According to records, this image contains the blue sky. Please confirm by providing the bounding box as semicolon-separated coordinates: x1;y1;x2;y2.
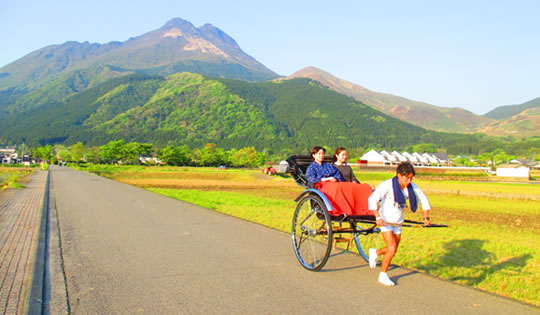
1;0;539;115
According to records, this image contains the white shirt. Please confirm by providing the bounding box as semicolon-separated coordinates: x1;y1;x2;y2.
368;178;431;224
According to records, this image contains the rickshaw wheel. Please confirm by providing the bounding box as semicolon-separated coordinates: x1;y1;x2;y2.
292;195;333;271
352;221;382;264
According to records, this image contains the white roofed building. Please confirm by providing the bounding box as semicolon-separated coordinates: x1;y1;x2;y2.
413;152;429;165
360;149;387;165
391;151;408;163
402;152;419;165
422;153;440;165
380;150;398;165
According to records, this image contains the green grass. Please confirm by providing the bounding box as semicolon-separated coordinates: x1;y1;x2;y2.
148;188;295;232
0;167;31;189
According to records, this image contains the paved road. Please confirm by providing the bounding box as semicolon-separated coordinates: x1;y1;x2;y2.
47;166;538;314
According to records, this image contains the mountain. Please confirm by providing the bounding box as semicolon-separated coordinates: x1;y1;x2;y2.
0;18;279;94
287;67;495;133
1;71;533;155
478;106;540;137
483;97;540;120
0;72;435;150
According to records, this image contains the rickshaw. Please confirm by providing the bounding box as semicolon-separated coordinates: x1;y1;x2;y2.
286;155;446;271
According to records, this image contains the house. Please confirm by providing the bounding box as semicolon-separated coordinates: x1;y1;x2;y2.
402;152;419;165
380;150;398;165
433;153;449;165
391;151;408;163
139;154;161;165
1;153;18;164
422;153;440;165
496;164;530;178
359;149;386;165
412;152;429;166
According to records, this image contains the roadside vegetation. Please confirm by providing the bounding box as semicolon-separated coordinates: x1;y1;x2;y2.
0;166;34;190
74;164;539;306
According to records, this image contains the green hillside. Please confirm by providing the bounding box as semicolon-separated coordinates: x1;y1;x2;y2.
1;72;536;156
0;73;429;151
484;97;540;120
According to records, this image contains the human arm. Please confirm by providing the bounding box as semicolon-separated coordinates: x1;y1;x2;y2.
306;162;322;185
306;162;342;184
368;183;386;226
327;164;343;182
411;183;432;225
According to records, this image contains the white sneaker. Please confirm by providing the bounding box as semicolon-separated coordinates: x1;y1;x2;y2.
378;272;395;286
369;248;377;269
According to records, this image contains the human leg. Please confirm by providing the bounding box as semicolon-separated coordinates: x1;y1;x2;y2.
379;230;400;273
377;230;402;286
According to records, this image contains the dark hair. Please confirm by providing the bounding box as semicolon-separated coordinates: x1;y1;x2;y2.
332;147;347;163
310;146;326;160
396;161;416;176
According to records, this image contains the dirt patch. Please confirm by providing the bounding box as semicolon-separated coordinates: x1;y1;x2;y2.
432;207;539;231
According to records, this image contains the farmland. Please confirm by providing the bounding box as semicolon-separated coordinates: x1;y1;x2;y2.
76;164;539;306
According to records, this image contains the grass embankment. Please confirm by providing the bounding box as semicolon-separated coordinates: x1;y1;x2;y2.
0;166;33;189
78;165;539;306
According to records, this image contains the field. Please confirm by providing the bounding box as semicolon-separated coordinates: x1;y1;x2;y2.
76;164;539;306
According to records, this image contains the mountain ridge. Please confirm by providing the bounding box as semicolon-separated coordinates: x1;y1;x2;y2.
0;73;436;151
0;18;279;93
483;97;540;120
287;66;538;137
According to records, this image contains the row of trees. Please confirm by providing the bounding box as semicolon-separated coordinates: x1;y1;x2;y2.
25;140;537;169
31;141;266;168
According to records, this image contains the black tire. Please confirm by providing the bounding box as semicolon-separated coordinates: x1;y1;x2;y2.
292;195;333;271
352;221;382;264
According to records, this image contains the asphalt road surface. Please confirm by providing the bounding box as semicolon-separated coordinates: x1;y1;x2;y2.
48;166;538;314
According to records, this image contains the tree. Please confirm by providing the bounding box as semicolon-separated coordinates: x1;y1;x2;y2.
199;143;225;166
160;145;191;166
56;149;72;162
125;142;153;164
71;142;84;163
476;152;493;166
100;140;126;163
412;143;437;153
493;151;510;165
85;147;101;164
231;147;266;168
34;145;53;162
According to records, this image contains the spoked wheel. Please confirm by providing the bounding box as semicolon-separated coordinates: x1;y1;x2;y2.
292;195;333;271
352;221;382;264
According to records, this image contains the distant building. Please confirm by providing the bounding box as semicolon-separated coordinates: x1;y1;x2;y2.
360;149;444;167
496;164;530;178
433;153;449;165
422;153;440;165
380;150;398;165
412;152;429;165
359;149;386;166
402;152;419;165
391;151;408;163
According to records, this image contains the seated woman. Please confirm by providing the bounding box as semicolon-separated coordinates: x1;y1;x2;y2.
306;146;372;216
332;147;360;183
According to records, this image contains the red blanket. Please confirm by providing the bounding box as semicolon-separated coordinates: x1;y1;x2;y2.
314;182;373;216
